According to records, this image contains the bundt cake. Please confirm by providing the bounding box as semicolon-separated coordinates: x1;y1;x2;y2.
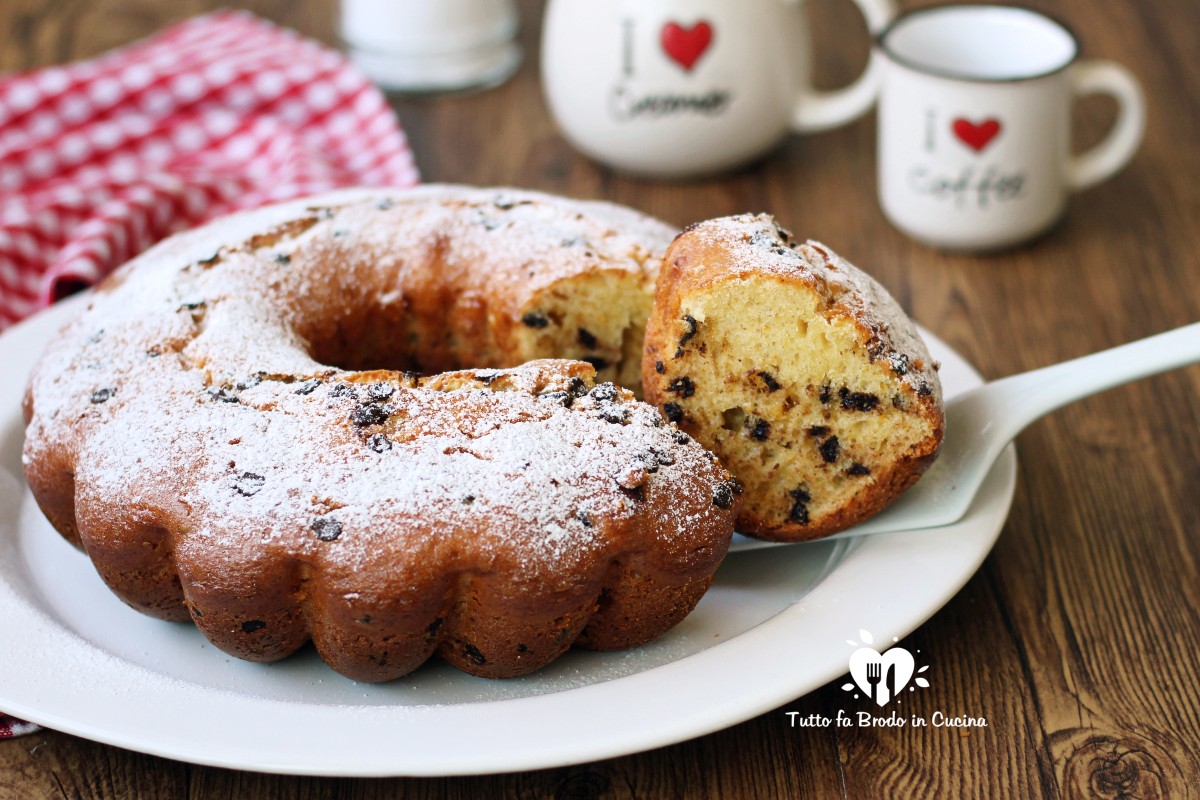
642;214;944;541
21;186;739;682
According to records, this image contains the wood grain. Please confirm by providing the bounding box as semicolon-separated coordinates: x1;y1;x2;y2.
2;0;1198;797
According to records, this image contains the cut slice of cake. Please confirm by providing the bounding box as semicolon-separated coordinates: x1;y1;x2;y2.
642;214;945;541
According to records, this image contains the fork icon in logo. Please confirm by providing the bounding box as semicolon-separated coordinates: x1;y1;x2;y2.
865;661;883;704
844;631;931;707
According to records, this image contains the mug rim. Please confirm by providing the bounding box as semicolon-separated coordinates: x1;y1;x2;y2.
875;3;1081;84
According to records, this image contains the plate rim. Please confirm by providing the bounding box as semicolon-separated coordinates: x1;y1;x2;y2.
0;298;1015;777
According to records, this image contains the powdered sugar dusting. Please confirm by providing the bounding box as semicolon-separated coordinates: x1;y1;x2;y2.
23;187;733;637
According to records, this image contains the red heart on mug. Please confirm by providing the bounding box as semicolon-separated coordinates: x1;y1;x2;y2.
952;118;1002;153
661;21;714;72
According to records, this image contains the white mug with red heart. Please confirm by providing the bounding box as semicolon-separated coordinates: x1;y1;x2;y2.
540;0;896;177
875;5;1145;251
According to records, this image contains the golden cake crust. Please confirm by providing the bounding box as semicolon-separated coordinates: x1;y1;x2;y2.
22;186;737;681
642;214;944;541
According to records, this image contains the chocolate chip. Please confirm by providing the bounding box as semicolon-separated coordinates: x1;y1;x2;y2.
917;381;934;397
462;495;475;505
847;463;871;476
89;387;114;404
655;360;665;374
235;374;262;390
517;643;529;653
750;231;777;248
839;387;880;412
819;436;840;463
177;301;205;312
351;403;390;426
197;251;220;265
330;383;357;399
568;377;588;397
678;315;698;347
640;446;674;470
807;425;830;437
713;483;737;509
749;418;771;441
521;311;550;328
367;382;394;401
463;644;487;665
590;383;619;402
367;433;392;452
599;405;630;425
788;487;811;525
577;328;598;349
311;517;343;542
241;620;266;633
758;371;782;392
890;353;910;375
584;356;610;371
663;403;684;423
427;617;443;635
273;252;291;265
818;385;832;404
234;472;265;496
577;510;593;527
294;379;321;395
667;377;695;398
672;430;690;445
540;390;573;407
206;387;239;404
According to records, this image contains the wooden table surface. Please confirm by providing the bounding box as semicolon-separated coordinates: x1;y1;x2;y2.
2;0;1198;797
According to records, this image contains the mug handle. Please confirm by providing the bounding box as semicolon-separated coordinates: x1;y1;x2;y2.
791;0;896;132
1066;60;1146;191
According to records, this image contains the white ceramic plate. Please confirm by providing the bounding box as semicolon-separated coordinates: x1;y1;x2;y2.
0;297;1015;777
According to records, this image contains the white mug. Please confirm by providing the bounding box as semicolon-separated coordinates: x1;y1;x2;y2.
875;5;1146;251
541;0;896;178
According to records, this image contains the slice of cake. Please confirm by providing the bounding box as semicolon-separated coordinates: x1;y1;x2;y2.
642;214;945;541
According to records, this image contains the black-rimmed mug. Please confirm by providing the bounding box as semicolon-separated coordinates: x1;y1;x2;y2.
875;5;1145;250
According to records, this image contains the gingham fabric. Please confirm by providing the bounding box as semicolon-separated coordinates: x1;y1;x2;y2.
0;9;420;331
0;713;40;740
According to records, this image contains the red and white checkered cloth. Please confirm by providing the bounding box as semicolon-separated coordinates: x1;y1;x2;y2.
0;9;420;331
0;713;39;740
